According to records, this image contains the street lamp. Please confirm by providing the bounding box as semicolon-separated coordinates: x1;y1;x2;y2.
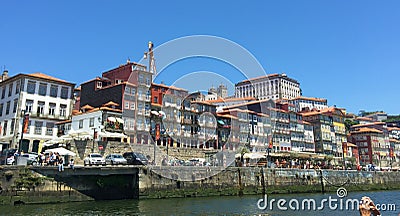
342;142;346;170
92;127;96;153
19;110;28;152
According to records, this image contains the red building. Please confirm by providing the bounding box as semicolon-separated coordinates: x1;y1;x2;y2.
348;127;388;166
79;61;153;144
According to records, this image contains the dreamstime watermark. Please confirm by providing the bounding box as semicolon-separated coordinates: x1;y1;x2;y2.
257;187;397;213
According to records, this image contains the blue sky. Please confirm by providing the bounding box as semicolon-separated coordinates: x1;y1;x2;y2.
1;1;399;114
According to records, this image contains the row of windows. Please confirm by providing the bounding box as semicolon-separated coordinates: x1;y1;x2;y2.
0;99;18;117
77;117;95;129
26;81;70;99
0;120;55;136
0;80;21;99
25;100;68;117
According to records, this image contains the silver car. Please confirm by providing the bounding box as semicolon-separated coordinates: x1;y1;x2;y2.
105;154;127;165
84;153;106;166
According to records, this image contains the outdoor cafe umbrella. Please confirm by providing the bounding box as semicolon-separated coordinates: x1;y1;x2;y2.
44;147;76;156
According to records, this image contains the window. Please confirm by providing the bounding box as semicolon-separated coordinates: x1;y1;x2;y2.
46;122;54;136
3;120;7;136
38;83;47;96
1;87;5;99
49;103;56;116
15;81;20;94
8;83;13;97
25;100;33;113
89;117;94;127
50;85;58;97
131;88;136;95
26;120;31;134
125;86;131;94
13;99;18;113
60;104;67;117
138;74;144;84
130;102;135;110
0;104;2;116
138;89;143;98
27;81;36;94
146;77;151;86
60;87;69;99
124;102;129;109
35;121;43;135
37;101;45;115
79;120;83;129
10;119;15;134
97;81;102;88
5;101;10;115
154;96;158;103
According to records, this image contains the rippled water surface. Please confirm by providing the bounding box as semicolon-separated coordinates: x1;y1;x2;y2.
0;190;399;216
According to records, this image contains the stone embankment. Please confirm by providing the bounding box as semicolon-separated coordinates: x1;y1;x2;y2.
140;166;400;198
1;165;400;205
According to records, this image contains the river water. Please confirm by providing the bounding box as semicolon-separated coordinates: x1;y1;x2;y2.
1;190;399;216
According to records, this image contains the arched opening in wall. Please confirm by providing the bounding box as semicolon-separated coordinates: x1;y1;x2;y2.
32;140;40;153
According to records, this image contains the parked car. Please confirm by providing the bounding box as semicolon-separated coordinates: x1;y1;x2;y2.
83;153;106;166
20;152;39;165
105;154;127;165
0;148;18;165
6;156;15;165
123;152;148;165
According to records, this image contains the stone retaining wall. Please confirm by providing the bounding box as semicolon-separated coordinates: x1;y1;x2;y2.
139;167;400;198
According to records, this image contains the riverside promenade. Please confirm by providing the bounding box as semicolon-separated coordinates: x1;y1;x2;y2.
1;165;400;205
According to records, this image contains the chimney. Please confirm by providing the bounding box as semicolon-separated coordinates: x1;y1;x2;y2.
2;69;9;82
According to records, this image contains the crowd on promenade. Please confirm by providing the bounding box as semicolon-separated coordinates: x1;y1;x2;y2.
12;150;75;171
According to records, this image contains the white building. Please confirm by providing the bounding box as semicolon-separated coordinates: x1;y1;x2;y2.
234;73;301;100
289;96;328;112
67;104;127;143
303;122;315;152
207;97;255;112
0;71;75;153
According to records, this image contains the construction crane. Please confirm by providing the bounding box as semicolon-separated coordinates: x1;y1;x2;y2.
144;41;157;75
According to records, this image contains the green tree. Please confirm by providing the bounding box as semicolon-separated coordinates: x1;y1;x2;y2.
344;119;358;132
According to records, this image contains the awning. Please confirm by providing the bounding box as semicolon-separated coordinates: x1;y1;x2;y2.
99;131;128;138
68;129;90;137
116;117;124;124
159;111;166;119
217;120;225;125
345;142;357;147
107;117;116;122
151;110;159;115
43;137;67;146
243;152;266;159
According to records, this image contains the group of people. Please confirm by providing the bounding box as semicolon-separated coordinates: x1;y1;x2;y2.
38;152;74;171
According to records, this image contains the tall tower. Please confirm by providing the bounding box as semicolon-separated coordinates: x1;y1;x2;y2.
217;84;228;98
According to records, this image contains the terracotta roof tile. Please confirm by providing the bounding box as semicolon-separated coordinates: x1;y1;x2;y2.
206;97;256;103
28;73;72;84
351;122;385;128
290;96;327;103
388;127;400;131
351;127;383;134
103;101;119;107
389;139;400;143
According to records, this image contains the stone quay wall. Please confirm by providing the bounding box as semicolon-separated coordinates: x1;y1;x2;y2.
139;166;400;199
0;166;93;205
